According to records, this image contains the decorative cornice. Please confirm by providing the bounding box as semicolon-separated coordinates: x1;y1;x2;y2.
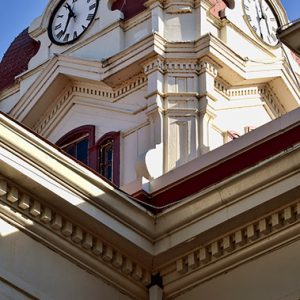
175;201;300;274
0;179;151;291
198;58;219;77
162;199;300;297
164;0;194;14
145;0;194;13
33;74;147;134
2;110;300;299
165;61;199;73
214;79;286;117
143;57;165;75
143;57;218;75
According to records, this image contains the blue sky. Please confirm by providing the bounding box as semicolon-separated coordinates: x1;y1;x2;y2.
0;0;299;61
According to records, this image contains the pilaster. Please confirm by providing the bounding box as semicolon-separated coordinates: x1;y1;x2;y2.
197;57;219;154
141;56;221;177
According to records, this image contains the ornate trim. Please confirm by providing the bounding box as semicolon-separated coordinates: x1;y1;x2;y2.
198;58;219;76
0;179;151;288
144;58;218;75
151;199;300;298
175;200;300;275
164;0;194;14
143;57;165;75
33;75;147;134
214;79;286;116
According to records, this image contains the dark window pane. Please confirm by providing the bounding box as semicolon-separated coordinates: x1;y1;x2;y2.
65;145;75;157
106;146;113;162
76;138;89;164
106;165;112;181
99;140;113;181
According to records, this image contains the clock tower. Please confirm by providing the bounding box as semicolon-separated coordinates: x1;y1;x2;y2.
1;1;300;300
1;0;299;190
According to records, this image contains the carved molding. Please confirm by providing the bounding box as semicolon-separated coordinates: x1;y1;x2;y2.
174;200;300;275
214;79;286;117
159;198;300;298
145;0;194;13
0;179;151;288
33;74;147;134
144;57;218;75
143;57;165;75
164;0;194;14
198;58;219;77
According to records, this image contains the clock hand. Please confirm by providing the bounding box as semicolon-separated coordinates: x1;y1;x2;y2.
254;0;263;37
64;3;76;18
258;0;271;37
62;3;76;34
255;0;263;19
63;13;72;34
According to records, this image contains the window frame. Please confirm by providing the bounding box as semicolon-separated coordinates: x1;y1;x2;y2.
95;131;120;186
56;126;120;186
56;125;95;166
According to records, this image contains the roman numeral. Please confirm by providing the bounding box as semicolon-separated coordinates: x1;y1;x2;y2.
72;0;78;2
271;33;277;41
247;15;252;22
73;31;78;39
55;23;62;30
57;15;64;18
63;34;70;42
56;30;64;40
89;3;96;10
244;5;249;11
82;25;87;30
86;14;94;21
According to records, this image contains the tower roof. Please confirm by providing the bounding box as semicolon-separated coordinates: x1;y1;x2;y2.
111;0;147;20
0;28;40;92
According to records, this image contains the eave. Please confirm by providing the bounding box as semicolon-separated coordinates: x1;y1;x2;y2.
9;32;300;130
1;109;300;298
278;19;300;56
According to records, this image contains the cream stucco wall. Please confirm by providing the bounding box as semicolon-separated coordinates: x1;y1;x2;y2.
0;217;132;300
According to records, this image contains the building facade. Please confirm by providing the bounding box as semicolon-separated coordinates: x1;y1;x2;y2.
0;0;300;299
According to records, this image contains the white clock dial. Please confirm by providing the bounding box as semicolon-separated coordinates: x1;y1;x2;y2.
48;0;99;45
243;0;279;46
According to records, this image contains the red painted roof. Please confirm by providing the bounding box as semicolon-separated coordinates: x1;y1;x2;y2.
134;112;300;210
0;28;40;92
111;0;233;20
111;0;147;20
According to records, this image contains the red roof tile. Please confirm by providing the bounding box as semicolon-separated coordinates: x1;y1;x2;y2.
0;28;40;92
111;0;147;20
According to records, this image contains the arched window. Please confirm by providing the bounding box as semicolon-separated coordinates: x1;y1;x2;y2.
56;125;95;165
56;126;120;186
96;132;120;186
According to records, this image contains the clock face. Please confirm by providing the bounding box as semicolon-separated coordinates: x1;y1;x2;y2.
48;0;99;45
243;0;279;46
